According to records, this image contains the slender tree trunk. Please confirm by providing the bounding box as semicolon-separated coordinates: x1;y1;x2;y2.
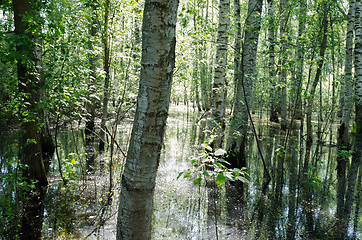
293;0;306;120
342;0;357;234
116;1;178;239
211;0;230;148
13;0;48;239
278;0;289;130
357;0;362;136
335;2;357;238
302;3;328;237
342;0;362;238
268;0;278;123
85;0;100;172
193;2;202;112
226;0;263;168
200;0;211;111
234;0;241;108
305;2;328;146
342;0;356;146
99;0;111;153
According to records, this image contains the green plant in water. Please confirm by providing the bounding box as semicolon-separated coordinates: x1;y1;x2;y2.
178;143;250;187
303;165;322;190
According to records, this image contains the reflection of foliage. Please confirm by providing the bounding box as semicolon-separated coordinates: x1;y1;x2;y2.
303;165;321;190
178;144;250;187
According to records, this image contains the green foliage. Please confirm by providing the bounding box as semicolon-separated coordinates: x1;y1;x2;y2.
178;144;250;187
337;146;353;160
303;165;322;190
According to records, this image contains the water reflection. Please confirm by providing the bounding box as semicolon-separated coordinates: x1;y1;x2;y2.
0;106;361;239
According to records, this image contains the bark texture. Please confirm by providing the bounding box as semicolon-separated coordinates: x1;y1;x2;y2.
116;0;178;239
211;0;230;148
226;0;263;167
356;0;362;135
342;0;356;145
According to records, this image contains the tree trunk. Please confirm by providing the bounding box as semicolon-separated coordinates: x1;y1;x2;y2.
85;0;100;172
13;0;48;239
342;0;356;146
355;0;362;136
268;0;278;123
99;0;111;153
292;0;306;120
335;2;357;238
210;0;230;148
305;2;328;146
226;0;263;168
278;0;289;130
233;0;241;110
116;0;178;239
342;0;362;238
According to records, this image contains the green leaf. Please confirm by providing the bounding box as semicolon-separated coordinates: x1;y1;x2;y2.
184;172;191;178
202;170;210;177
193;178;202;185
177;171;184;180
216;172;226;187
237;176;250;184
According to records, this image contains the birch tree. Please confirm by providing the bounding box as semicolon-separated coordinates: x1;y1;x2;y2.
116;0;178;239
335;0;356;231
341;0;356;146
338;0;362;238
356;0;362;136
210;0;230;148
226;0;263;168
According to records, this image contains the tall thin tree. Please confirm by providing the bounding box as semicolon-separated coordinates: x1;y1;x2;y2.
116;0;179;239
210;0;230;148
226;0;263;169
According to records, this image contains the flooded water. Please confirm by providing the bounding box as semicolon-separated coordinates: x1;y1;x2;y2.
0;104;361;239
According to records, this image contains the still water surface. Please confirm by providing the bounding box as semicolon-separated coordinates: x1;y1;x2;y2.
0;104;360;239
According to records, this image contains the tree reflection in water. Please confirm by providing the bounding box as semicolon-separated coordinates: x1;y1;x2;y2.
0;105;360;239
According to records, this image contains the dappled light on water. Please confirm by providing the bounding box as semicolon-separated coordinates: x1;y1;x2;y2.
0;104;360;239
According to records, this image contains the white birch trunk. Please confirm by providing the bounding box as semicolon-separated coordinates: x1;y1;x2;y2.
211;0;230;148
116;1;178;239
342;0;356;142
357;0;362;133
226;0;263;164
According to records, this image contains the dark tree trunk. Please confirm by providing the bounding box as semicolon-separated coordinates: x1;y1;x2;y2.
12;0;48;239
